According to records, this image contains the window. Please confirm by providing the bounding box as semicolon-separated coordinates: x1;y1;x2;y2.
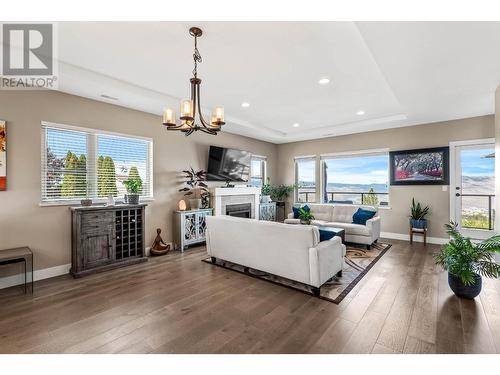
295;157;316;203
41;122;153;203
250;156;266;187
321;151;389;206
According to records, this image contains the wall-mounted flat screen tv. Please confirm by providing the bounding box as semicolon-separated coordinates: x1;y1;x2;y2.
207;146;251;182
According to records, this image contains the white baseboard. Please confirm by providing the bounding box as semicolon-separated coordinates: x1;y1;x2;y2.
381;231;448;245
0;263;71;290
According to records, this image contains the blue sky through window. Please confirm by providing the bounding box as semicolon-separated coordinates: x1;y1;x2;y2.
461;148;494;177
325;155;389;186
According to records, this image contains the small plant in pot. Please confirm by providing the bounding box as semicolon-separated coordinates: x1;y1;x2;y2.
298;207;315;225
410;198;429;229
179;168;209;210
434;222;500;299
122;178;142;205
261;177;272;203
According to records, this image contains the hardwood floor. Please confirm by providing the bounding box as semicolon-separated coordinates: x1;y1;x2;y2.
1;239;500;354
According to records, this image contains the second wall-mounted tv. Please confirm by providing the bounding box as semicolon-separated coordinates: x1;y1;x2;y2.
207;146;251;182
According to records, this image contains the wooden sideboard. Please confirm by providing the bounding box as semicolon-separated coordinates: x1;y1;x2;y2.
70;204;147;277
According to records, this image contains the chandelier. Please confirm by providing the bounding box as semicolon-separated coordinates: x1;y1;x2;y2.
162;27;225;136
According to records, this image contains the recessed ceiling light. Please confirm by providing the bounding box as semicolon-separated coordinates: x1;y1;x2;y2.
356;110;365;116
318;77;330;85
241;102;250;108
292;123;300;128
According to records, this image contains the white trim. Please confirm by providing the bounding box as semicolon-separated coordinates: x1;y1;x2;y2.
449;138;495;239
39;197;155;207
294;155;316;160
320;147;390;159
41;121;153;142
0;263;71;290
251;154;267;160
381;231;448;245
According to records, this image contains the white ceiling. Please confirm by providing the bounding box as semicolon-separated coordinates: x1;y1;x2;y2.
55;22;500;144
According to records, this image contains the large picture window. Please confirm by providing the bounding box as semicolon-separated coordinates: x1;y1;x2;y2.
41;122;153;204
321;151;389;206
295;157;316;203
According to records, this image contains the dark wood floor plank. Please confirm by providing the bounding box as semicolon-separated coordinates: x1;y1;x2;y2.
1;240;499;354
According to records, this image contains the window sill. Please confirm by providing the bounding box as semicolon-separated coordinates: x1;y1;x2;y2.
39;197;155;207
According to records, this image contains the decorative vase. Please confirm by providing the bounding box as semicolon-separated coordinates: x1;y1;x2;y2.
190;198;202;210
300;219;311;225
106;194;115;206
448;272;482;299
261;195;271;203
125;194;139;205
410;218;427;229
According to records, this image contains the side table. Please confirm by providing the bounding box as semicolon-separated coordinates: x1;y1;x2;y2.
0;247;34;294
410;226;427;245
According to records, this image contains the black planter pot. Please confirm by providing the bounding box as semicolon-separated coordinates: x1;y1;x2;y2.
125;194;140;205
448;272;482;299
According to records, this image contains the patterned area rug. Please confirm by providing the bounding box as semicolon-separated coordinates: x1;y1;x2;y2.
202;242;391;304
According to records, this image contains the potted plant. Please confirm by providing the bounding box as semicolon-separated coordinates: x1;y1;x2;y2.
434;222;500;299
410;198;429;229
298;207;315;225
261;177;272;203
123;177;142;205
269;183;296;203
179;168;209;210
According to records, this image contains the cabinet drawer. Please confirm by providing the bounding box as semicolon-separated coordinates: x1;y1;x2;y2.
81;212;113;231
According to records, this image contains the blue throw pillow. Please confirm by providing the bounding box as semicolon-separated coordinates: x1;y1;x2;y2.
293;205;310;219
352;208;376;225
319;228;336;242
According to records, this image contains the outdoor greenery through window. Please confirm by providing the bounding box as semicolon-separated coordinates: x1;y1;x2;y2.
250;157;266;187
296;158;316;203
41;123;153;203
321;153;389;206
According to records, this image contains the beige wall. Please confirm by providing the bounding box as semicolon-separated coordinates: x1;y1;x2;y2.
0;91;278;273
276;116;494;239
0;89;495;278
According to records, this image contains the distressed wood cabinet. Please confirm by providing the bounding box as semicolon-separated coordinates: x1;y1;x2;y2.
70;204;147;277
173;208;213;252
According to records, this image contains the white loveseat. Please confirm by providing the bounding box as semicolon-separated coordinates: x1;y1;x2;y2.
206;215;346;295
285;203;381;248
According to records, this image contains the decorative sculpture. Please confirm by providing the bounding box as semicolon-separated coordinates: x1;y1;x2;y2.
150;228;170;256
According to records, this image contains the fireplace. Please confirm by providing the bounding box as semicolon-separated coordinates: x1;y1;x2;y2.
226;203;252;218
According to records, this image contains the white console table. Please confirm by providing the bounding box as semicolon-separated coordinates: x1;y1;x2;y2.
173;208;213;252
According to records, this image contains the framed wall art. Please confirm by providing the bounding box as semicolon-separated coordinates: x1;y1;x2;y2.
389;146;449;185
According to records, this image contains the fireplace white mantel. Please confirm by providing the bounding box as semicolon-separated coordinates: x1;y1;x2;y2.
210;186;261;219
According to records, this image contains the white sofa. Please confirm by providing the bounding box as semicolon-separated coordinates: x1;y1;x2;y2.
285;203;381;248
206;215;346;295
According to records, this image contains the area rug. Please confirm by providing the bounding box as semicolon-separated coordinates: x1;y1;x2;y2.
202;242;391;304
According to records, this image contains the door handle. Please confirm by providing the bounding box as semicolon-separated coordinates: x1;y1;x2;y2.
456;193;461;197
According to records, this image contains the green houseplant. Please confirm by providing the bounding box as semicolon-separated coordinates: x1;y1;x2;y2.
434;222;500;299
123;177;142;205
179;168;209;209
269;183;297;202
298;207;315;225
410;198;429;229
261;177;272;203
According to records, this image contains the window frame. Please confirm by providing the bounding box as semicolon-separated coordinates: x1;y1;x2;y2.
40;121;154;206
250;155;267;187
294;156;317;203
320;148;390;207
